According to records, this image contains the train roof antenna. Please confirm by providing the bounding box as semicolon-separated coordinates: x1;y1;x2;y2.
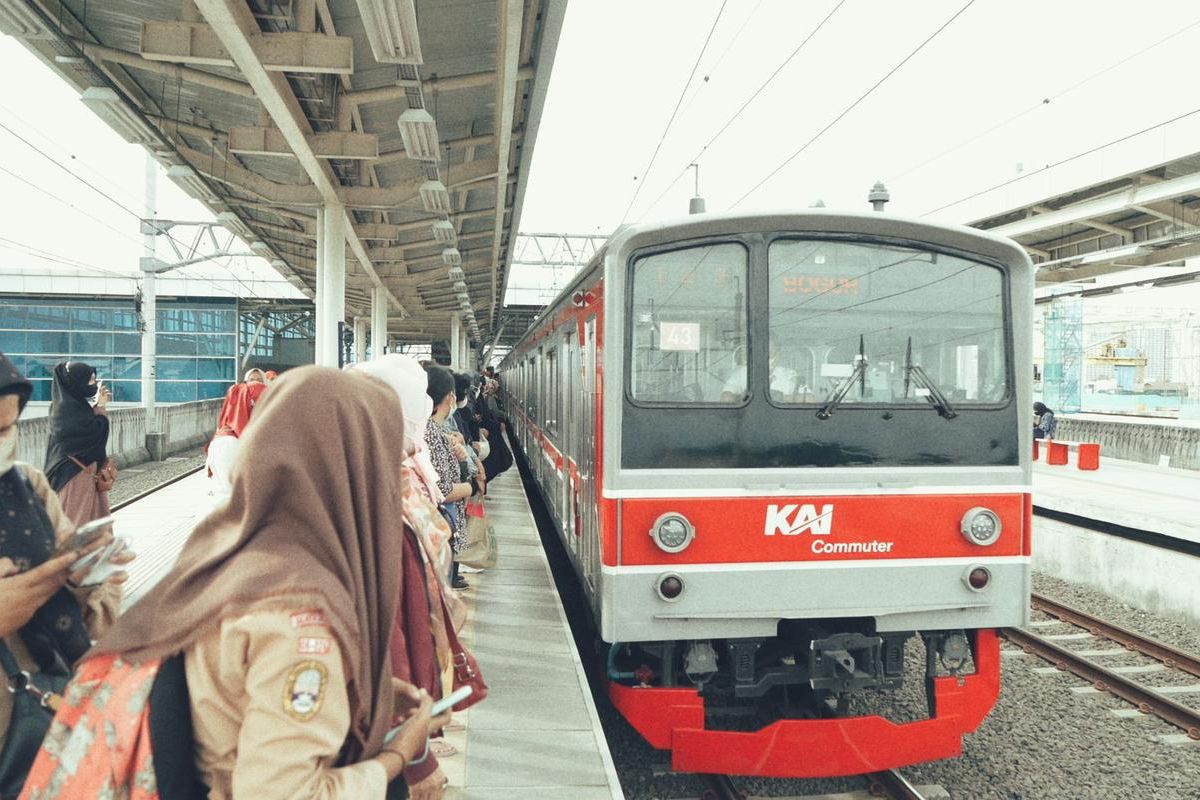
689;164;706;215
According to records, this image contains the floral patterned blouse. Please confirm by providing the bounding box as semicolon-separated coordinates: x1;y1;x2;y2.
424;417;465;551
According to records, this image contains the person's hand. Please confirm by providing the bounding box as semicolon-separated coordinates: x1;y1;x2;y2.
96;386;111;409
451;442;468;461
392;678;424;721
480;429;489;440
0;553;77;637
69;534;136;588
500;422;507;434
471;441;481;454
382;693;433;765
407;766;447;800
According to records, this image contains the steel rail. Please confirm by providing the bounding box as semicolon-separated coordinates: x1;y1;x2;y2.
1032;593;1200;680
867;769;929;800
110;465;204;512
1001;626;1200;740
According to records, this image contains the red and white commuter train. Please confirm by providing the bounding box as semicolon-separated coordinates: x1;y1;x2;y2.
500;210;1033;778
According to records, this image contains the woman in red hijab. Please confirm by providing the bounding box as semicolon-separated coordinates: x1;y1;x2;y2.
205;380;268;499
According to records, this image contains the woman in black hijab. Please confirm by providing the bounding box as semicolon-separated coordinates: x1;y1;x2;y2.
44;361;112;525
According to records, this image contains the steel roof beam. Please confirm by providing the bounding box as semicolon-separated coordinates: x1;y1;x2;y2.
490;0;523;325
228;126;379;159
193;0;406;317
72;38;255;96
141;21;354;74
988;169;1200;239
335;67;534;129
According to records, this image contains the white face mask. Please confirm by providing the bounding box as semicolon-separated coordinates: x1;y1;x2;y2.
0;428;16;476
457;397;468;409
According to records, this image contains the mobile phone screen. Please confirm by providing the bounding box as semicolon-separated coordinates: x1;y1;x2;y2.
57;516;114;555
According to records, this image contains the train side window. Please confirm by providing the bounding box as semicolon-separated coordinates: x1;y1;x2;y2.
628;242;749;405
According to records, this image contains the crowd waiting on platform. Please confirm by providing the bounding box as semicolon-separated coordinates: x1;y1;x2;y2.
0;349;509;799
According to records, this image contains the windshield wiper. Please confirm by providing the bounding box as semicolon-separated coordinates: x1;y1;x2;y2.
816;335;867;419
903;337;957;419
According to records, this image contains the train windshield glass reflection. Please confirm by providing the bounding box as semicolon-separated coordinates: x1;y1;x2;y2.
629;242;748;404
768;240;1007;406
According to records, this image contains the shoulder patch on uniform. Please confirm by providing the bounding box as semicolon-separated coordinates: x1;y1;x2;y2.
297;637;332;656
289;610;328;629
283;661;327;721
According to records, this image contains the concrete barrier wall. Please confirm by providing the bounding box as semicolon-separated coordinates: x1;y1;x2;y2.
1058;415;1200;471
16;399;221;469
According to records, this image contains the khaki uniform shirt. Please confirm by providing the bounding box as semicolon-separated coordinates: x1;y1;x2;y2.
0;463;120;749
185;608;388;800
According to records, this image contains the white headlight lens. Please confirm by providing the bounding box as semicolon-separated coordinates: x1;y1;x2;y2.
960;507;1002;546
650;513;695;553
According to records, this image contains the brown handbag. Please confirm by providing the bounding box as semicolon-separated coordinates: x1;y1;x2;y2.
69;456;118;493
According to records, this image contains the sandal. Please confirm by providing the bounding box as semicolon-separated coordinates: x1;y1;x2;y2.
430;740;458;758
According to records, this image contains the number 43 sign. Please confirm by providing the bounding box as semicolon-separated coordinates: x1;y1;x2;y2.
659;321;701;352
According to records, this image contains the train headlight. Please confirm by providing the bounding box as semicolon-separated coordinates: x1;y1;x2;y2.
650;512;695;554
960;507;1002;546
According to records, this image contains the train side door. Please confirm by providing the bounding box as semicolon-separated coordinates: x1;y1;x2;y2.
562;330;577;549
579;316;600;596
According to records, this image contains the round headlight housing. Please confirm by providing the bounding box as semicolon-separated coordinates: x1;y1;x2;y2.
960;507;1002;546
649;512;695;554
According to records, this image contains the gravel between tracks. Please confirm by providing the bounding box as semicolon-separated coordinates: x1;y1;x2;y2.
108;449;206;506
606;569;1200;800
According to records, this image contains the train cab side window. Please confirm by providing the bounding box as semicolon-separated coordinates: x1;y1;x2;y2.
629;243;749;404
768;239;1009;406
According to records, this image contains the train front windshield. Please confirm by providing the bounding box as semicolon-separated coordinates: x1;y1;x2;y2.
624;237;1015;469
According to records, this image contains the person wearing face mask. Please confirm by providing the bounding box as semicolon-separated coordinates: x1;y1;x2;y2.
424;367;474;591
43;361;113;527
0;353;125;795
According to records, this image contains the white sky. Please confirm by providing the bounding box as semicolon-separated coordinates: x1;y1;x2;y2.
521;0;1200;230
2;1;1200;308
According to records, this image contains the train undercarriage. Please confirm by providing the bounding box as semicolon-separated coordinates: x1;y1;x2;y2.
607;622;1000;777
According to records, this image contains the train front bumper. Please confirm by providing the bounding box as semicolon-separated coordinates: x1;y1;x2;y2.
608;629;1001;778
600;556;1030;642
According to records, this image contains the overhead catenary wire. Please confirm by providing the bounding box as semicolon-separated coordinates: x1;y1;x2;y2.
635;0;847;222
730;0;979;209
921;103;1200;217
0;164;265;299
890;15;1200;185
618;0;730;225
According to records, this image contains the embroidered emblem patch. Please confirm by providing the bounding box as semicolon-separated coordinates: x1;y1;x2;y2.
297;637;332;655
290;610;328;629
284;661;327;720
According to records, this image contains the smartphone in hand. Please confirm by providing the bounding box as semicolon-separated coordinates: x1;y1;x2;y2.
56;516;114;556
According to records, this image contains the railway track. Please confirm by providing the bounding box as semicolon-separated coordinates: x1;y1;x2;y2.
699;769;931;800
1003;593;1200;741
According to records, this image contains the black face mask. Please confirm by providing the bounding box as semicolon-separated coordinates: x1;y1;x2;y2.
82;383;99;398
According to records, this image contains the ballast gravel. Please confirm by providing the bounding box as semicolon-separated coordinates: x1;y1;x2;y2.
603;570;1200;799
108;449;205;506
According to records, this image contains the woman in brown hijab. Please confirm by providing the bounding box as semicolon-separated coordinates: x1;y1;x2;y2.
89;366;443;799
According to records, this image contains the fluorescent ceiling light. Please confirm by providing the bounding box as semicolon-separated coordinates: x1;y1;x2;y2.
453;280;467;291
250;241;272;255
431;220;456;242
447;266;465;281
165;164;217;203
397;108;439;160
1080;245;1146;265
355;0;422;65
270;258;287;269
419;180;450;213
80;87;159;145
441;247;462;266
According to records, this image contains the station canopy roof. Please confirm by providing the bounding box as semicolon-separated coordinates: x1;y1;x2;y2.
2;0;566;344
969;151;1200;287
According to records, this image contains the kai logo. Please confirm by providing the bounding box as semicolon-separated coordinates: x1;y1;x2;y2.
764;504;834;536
